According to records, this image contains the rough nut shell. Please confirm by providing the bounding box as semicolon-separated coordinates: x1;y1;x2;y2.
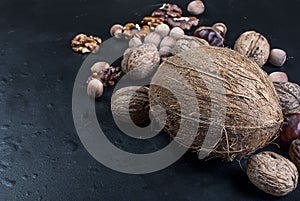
290;138;300;170
121;43;160;80
171;35;209;55
111;86;150;125
274;82;300;115
247;151;298;196
234;31;270;67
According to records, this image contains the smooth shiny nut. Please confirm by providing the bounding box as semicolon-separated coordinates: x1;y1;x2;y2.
187;0;205;15
159;46;172;58
269;48;287;67
170;27;185;40
129;37;143;48
155;24;170;38
144;32;162;47
269;72;288;82
87;79;104;98
90;62;110;73
160;36;176;48
110;24;124;39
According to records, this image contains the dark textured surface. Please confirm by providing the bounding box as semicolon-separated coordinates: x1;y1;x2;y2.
0;0;300;200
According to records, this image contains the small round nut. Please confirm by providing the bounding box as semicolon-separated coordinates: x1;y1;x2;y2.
110;24;124;39
144;32;162;47
187;0;205;15
155;24;170;38
212;22;227;36
160;36;176;48
171;35;209;55
269;48;287;67
234;31;270;67
90;62;110;73
159;46;172;58
170;27;185;40
87;79;104;98
289;138;300;170
269;72;288;82
247;151;298;196
129;37;143;48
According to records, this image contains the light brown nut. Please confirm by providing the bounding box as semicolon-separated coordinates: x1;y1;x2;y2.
121;43;160;79
90;62;110;73
169;27;185;39
187;0;205;15
111;86;150;125
160;36;176;48
129;37;143;48
87;79;104;98
234;31;270;67
144;32;162;47
269;48;287;67
247;151;298;196
171;35;209;55
159;46;172;58
212;22;227;36
290;139;300;170
71;34;102;54
155;24;170;37
269;72;288;82
110;24;124;39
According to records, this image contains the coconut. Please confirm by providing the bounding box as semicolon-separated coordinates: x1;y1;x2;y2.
149;46;284;160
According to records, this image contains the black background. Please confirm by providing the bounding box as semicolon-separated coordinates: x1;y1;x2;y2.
1;0;300;200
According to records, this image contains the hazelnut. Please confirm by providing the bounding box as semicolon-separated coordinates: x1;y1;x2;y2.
187;0;205;15
87;79;104;98
90;62;110;73
144;32;162;47
212;22;227;36
110;24;124;39
269;48;287;67
129;37;143;48
160;36;176;48
159;46;172;58
169;27;185;40
155;24;170;38
234;31;270;67
269;72;288;82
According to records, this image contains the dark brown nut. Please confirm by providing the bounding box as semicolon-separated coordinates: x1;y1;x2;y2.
144;32;162;47
160;36;176;48
167;17;199;30
269;48;287;67
194;26;225;47
247;151;298;196
111;86;150;126
169;27;185;39
129;37;143;48
274;82;300;115
87;66;122;87
90;62;110;73
269;72;288;82
71;33;102;53
141;16;164;29
151;9;167;20
121;43;160;80
87;79;104;98
110;24;124;39
171;35;209;55
234;31;270;67
212;22;227;37
289;138;300;170
159;46;172;58
155;24;170;37
187;0;205;15
160;3;182;15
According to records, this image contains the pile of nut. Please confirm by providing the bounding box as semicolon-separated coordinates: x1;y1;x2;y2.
71;0;300;197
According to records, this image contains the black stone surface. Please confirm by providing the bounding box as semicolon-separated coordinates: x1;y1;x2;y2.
0;0;300;200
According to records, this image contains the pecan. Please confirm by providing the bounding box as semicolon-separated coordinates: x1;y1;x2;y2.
71;34;102;54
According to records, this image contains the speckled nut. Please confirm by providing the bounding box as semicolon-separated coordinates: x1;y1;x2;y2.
160;36;176;48
169;27;185;39
90;62;110;73
87;79;104;98
144;32;162;47
155;24;170;38
289;139;300;170
121;43;160;79
269;48;287;67
212;22;227;37
187;0;205;15
194;26;225;47
110;24;124;39
159;46;172;58
234;31;270;67
171;35;209;55
269;72;288;82
129;37;143;48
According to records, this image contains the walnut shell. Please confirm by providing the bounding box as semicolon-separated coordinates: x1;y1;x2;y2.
121;44;160;80
234;31;270;67
111;86;150;125
247;151;298;196
290;139;300;170
171;35;209;55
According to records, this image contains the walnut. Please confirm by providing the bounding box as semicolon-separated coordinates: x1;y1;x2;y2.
167;17;199;30
247;151;298;196
234;31;270;67
111;86;150;125
87;66;122;87
171;35;209;55
123;23;140;40
290;138;300;170
121;43;160;80
274;82;300;116
71;33;102;54
141;16;164;29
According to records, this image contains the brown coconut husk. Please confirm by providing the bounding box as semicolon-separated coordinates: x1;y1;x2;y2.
149;46;284;161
